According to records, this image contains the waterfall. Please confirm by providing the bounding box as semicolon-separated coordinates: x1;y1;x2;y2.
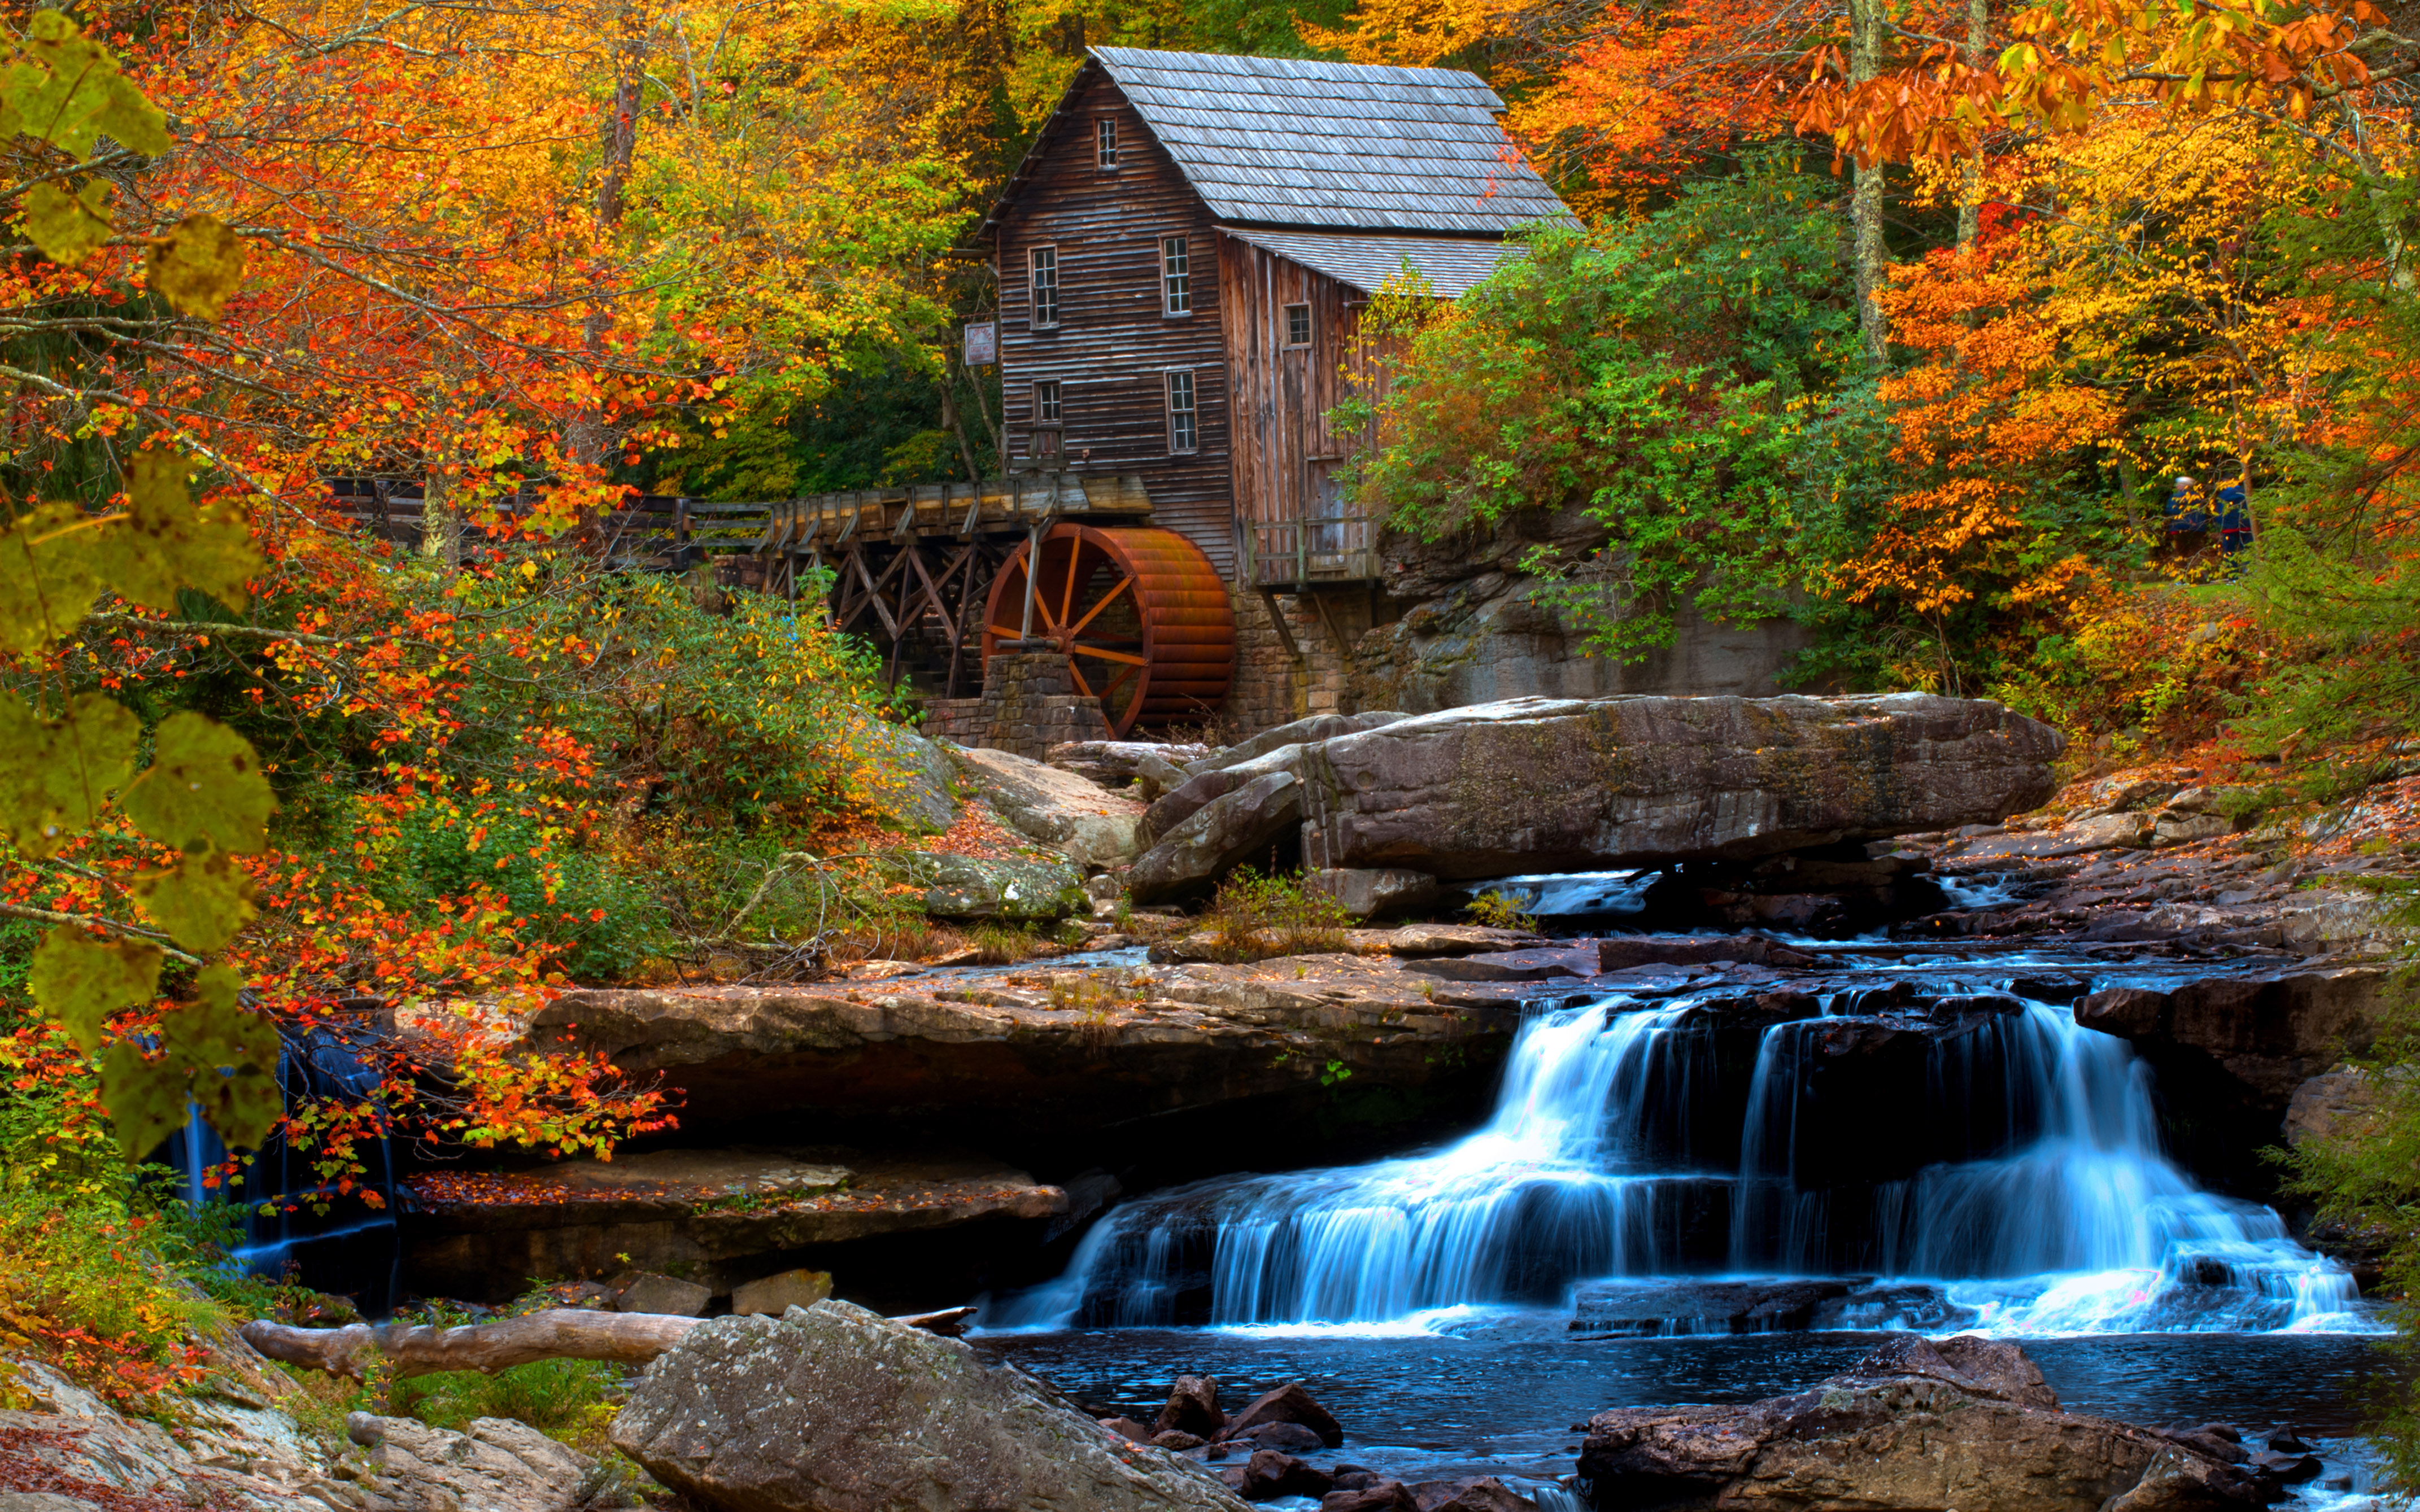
162;1026;402;1314
1001;990;2367;1335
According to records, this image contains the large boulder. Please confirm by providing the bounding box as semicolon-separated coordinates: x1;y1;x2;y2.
340;1413;609;1512
2074;964;2393;1180
1145;746;1305;844
1299;693;2063;880
1129;770;1303;903
1579;1336;2260;1512
1183;713;1407;779
891;851;1087;921
1305;868;1441;920
948;745;1148;866
863;722;959;832
612;1299;1250;1512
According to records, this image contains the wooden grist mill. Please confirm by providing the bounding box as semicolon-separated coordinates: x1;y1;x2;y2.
983;523;1235;737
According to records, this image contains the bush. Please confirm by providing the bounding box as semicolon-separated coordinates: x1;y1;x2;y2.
1200;869;1353;961
390;1357;627;1454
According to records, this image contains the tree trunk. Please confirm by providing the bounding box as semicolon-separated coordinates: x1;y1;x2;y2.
1850;0;1889;359
568;2;648;473
241;1306;976;1380
2340;102;2415;293
1956;0;1989;246
418;463;457;565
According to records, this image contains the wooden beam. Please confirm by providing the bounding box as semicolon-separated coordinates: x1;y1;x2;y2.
1257;587;1305;666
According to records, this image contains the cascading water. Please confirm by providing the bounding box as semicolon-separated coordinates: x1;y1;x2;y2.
164;1026;402;1313
1000;986;2369;1335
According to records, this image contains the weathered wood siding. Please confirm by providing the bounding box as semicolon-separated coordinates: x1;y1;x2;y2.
995;69;1237;574
1218;235;1366;535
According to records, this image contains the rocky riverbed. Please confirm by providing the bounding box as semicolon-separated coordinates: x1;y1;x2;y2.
30;691;2415;1511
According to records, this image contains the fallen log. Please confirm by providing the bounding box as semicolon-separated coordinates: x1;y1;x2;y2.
241;1303;980;1380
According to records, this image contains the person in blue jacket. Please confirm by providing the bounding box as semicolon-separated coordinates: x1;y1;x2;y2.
2164;475;2210;560
2213;470;2252;556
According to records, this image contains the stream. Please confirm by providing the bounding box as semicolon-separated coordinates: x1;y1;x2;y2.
977;873;2395;1507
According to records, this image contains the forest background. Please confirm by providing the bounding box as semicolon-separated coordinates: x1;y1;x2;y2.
1;0;2419;1476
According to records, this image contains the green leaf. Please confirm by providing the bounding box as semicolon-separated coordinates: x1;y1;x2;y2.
133;841;256;951
90;448;256;610
9;10;169;158
100;1038;188;1166
0;500;107;654
120;711;274;853
29;927;162;1052
0;691;138;857
146;215;243;322
23;177;110;265
161;966;281;1150
99;968;282;1160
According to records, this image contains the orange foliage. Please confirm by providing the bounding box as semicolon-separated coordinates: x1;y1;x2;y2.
1835;244;2121;614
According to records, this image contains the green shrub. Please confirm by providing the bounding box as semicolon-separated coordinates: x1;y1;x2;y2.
390;1357;627;1454
1200;869;1353;961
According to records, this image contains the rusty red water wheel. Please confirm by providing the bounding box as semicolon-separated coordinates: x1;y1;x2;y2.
980;523;1235;737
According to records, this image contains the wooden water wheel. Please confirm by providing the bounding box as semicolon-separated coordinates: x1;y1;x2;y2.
981;523;1234;737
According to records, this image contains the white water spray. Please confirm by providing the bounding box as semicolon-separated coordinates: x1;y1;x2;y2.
1002;991;2367;1334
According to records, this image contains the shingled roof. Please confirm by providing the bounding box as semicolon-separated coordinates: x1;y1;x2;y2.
1095;48;1572;234
986;48;1575;238
1219;229;1533;296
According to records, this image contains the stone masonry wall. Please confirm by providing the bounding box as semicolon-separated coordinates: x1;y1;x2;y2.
1215;587;1379;741
923;647;1110;758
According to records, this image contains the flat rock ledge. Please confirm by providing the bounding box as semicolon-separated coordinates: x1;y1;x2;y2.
402;1146;1066;1301
512;927;1550;1137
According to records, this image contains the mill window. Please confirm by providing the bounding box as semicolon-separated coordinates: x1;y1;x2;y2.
1165;369;1198;453
1162;235;1191;316
1096;119;1119;170
1030;245;1059;329
1033;379;1063;460
1284;303;1311;347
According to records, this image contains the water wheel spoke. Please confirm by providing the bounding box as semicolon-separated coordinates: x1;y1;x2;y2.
1067;574;1135;637
1059;541;1084;628
979;523;1233;741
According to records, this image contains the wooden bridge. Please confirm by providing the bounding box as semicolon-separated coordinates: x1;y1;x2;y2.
325;470;1236;731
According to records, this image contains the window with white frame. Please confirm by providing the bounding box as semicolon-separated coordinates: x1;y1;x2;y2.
1096;118;1118;170
1165;369;1198;453
1033;379;1062;459
1161;235;1191;316
1284;303;1311;346
1029;245;1059;328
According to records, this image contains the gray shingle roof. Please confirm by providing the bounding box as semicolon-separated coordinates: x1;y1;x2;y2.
1221;229;1533;296
1091;48;1576;235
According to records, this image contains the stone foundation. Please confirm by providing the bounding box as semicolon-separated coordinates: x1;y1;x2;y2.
1217;587;1377;740
923;648;1110;759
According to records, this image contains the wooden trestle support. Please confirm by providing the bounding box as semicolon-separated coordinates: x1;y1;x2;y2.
750;473;1235;726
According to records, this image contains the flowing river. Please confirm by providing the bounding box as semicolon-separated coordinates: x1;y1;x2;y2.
982;910;2391;1506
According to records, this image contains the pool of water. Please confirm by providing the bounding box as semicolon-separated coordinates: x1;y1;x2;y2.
982;1318;2391;1502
